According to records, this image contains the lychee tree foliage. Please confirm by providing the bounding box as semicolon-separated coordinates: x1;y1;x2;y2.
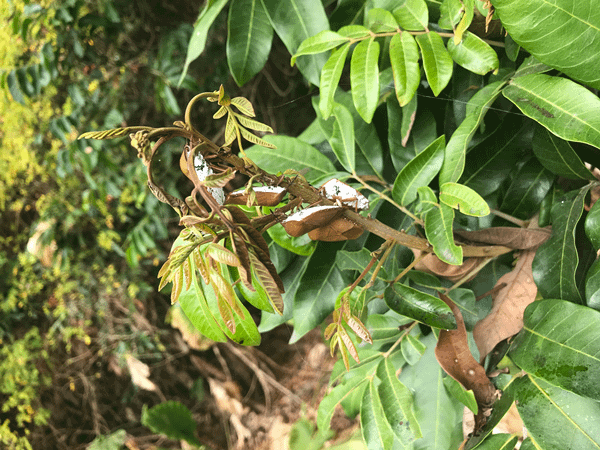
81;0;600;449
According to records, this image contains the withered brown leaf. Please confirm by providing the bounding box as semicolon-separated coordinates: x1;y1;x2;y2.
454;226;551;249
473;249;537;361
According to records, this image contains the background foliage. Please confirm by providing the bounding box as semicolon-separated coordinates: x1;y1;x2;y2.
2;0;600;449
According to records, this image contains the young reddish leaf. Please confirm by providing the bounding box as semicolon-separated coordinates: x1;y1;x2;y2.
346;314;373;344
217;295;236;334
202;168;237;188
210;269;245;320
206;243;240;267
324;322;337;340
233;113;274;133
338;327;360;363
435;293;498;416
248;252;284;314
473;249;537;361
171;268;184;305
238;125;277;149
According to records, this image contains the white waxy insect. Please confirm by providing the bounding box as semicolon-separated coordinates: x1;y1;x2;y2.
281;205;343;237
226;186;286;206
321;179;369;211
194;152;225;205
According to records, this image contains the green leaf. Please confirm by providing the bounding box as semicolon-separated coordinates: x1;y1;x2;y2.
262;0;329;86
439;80;506;185
443;376;478;414
401;333;427;365
385;283;457;329
227;0;273;86
367;314;413;343
585;198;600;250
319;43;351;119
393;0;429;30
532;125;596;180
366;8;399;32
474;434;519;450
178;270;228;343
460;116;530;196
267;223;316;256
392;135;445;206
503;74;600;150
512;375;600;449
438;0;463;29
141;401;202;447
447;31;499;75
513;55;553;78
350;38;380;123
510;299;600;401
425;203;463;265
376;358;422;443
290;243;347;343
439;182;490;217
499;157;554;221
318;354;381;432
179;0;229;86
330;102;356;172
389;32;421;107
586;260;600;311
6;70;25;104
415;31;453;96
532;187;590;304
491;0;600;89
361;379;395;450
245;135;336;183
88;430;128;450
337;24;371;39
291;30;349;65
400;333;464;450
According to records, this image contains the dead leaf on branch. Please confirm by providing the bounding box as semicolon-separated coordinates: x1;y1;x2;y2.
435;294;498;430
454;226;551;249
413;250;483;282
472;248;537;362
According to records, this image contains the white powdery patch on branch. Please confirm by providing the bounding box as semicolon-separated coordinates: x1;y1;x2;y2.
322;179;369;211
194;152;225;205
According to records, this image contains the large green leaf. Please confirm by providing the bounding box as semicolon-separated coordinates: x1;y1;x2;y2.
178;271;227;343
499;157;553;221
262;0;329;86
460;115;529;196
291;30;349;65
392;135;445;206
330;102;356;172
376;358;422;444
389;32;421;107
415;31;453;96
439;80;505;185
400;333;464;450
317;354;382;432
361;379;396;450
179;0;229;86
585;198;600;250
385;283;457;329
447;31;499;75
439;182;490;217
350;38;380;123
227;0;273;86
366;7;399;32
290;243;347;343
512;375;600;449
532;125;596;180
491;0;600;90
319;43;351;119
393;0;429;30
533;187;590;304
586;201;600;310
510;299;600;401
141;401;202;447
503;74;600;150
245;135;336;183
424;203;463;265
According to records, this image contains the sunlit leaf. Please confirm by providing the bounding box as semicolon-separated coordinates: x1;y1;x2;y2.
389;32;420;107
350;38;380;123
416;31;453;96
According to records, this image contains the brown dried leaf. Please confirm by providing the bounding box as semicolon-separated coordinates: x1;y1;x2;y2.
454;226;551;249
125;355;158;392
435;294;497;410
473;249;537;361
413;250;483;282
307;217;364;242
